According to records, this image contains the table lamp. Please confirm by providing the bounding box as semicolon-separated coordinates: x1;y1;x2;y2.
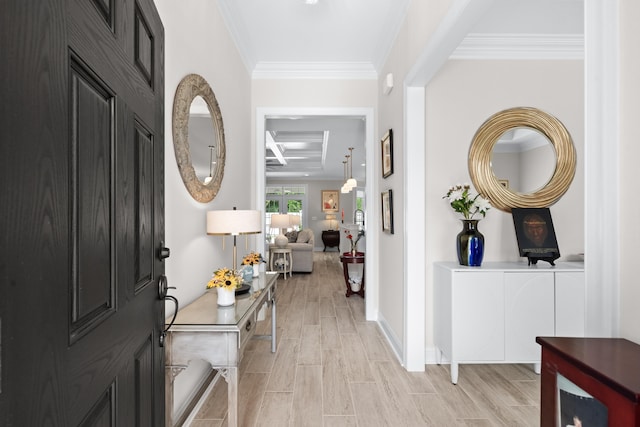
289;214;301;231
271;214;290;248
325;214;337;230
206;207;262;270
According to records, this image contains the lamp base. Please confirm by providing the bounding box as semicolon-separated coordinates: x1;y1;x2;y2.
274;234;288;248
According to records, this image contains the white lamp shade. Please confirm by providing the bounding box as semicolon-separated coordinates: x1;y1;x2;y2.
346;178;357;189
289;214;301;226
206;210;262;235
270;214;290;229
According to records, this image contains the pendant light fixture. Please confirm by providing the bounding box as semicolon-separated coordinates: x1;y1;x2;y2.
345;147;357;190
341;158;350;193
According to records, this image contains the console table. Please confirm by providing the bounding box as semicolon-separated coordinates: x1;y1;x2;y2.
433;261;584;384
165;272;278;427
537;337;640;427
321;230;340;251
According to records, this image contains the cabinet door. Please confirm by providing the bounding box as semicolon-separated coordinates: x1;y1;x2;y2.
453;272;504;361
505;273;555;361
555;272;585;336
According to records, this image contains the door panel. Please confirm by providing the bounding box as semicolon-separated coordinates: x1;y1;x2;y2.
0;0;165;424
69;53;116;343
505;273;554;361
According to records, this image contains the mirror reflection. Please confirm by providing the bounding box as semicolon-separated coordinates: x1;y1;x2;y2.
172;73;226;203
188;96;218;183
491;127;556;194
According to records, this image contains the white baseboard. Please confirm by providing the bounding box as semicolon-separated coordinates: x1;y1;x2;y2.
376;315;403;364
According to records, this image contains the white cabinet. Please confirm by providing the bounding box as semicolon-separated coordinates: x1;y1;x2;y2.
555;272;586;336
504;272;555;362
434;262;584;384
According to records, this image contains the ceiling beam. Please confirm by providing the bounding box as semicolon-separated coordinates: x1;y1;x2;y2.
266;131;287;165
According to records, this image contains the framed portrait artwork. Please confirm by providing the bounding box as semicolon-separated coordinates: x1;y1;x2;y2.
381;129;393;178
381;189;394;234
321;190;339;213
512;207;560;265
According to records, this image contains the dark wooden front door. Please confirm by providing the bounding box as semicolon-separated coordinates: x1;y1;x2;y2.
1;0;165;425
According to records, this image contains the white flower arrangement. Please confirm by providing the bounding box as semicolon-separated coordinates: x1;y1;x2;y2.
443;183;491;220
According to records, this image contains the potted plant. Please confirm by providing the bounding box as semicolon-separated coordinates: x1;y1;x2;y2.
207;267;242;306
242;251;266;277
443;183;491;266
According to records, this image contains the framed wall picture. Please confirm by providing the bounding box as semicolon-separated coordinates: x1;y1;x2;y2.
381;189;394;234
321;190;339;213
512;207;560;265
381;129;393;178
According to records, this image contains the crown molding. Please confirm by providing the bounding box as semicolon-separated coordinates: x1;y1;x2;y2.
217;0;256;74
452;33;584;60
252;62;378;80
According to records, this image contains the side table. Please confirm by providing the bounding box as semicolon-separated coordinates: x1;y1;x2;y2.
321;230;340;251
269;246;293;280
339;252;365;297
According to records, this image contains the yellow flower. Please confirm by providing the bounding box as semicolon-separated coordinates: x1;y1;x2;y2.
206;268;241;291
241;252;264;265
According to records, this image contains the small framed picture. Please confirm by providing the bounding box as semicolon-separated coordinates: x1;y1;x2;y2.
321;190;339;213
381;129;393;178
381;189;394;234
512;207;560;265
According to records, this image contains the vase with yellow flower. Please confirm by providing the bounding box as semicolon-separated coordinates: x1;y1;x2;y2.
242;251;266;278
207;268;242;306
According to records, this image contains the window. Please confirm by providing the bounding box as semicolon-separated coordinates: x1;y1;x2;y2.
265;185;307;242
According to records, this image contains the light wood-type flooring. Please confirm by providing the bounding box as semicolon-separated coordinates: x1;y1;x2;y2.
191;252;541;426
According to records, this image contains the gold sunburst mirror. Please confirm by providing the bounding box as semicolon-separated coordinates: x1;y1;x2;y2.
468;107;576;212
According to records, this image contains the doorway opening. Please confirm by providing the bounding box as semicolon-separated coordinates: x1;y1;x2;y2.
255;107;377;320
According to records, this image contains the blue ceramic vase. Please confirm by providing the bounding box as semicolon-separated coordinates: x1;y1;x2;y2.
456;219;484;266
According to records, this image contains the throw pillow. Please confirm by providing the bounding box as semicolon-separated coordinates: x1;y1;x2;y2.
296;229;310;243
285;230;298;243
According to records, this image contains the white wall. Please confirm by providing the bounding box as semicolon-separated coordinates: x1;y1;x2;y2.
373;0;457;367
619;0;640;342
425;59;584;346
155;0;252;418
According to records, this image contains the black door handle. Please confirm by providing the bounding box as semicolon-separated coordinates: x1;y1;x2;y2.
158;274;176;299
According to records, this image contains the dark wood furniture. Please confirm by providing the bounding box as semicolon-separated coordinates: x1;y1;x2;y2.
321;230;340;251
537;336;640;427
339;252;365;297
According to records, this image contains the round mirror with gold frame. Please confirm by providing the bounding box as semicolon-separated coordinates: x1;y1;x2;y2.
468;107;576;212
172;74;226;203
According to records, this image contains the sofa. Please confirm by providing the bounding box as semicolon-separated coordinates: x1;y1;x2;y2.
269;228;314;273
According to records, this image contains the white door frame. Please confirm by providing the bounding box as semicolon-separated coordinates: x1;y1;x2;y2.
256;107;378;320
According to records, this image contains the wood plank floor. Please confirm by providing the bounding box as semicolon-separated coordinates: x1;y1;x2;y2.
191;252;541;426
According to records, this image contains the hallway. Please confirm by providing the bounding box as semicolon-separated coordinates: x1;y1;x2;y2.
190;253;540;426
